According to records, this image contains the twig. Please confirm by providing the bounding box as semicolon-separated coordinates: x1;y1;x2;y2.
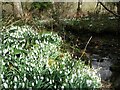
5;14;13;25
80;36;92;60
5;19;21;29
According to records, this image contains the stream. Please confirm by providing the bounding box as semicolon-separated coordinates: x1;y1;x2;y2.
79;34;120;89
61;31;120;89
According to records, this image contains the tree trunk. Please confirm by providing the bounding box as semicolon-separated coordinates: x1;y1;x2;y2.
0;3;2;89
117;1;120;34
98;1;120;17
117;1;120;18
0;2;2;28
76;0;82;18
13;1;23;18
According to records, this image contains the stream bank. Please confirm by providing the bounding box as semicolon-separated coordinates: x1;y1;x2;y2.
59;29;120;89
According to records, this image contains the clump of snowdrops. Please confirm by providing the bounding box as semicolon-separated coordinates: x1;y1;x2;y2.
0;25;102;89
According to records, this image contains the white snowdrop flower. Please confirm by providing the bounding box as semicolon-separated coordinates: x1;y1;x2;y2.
37;76;40;79
26;67;29;71
30;67;32;71
2;78;5;82
67;70;70;74
14;83;17;88
32;82;34;86
6;80;8;83
60;71;62;74
3;49;8;54
14;77;17;82
86;80;92;87
61;85;64;89
36;80;38;84
34;50;37;54
62;62;65;65
66;76;69;79
63;83;66;87
26;61;29;65
49;68;53;74
63;67;66;70
2;61;5;65
72;62;74;66
22;44;25;48
24;77;27;81
60;78;62;82
65;79;68;83
41;44;44;48
19;68;22;71
97;78;101;83
52;80;54;83
46;78;49;82
17;75;20;80
70;78;73;83
1;74;4;79
54;85;56;89
14;63;18;66
4;56;8;59
19;47;22;50
40;77;44;80
3;82;8;88
89;24;92;27
24;74;26;77
46;41;48;44
50;80;52;84
34;76;36;79
72;73;76;78
77;70;81;74
19;83;21;87
22;83;25;87
10;81;12;84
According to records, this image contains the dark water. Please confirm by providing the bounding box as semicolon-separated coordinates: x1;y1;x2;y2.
79;34;120;88
61;31;120;88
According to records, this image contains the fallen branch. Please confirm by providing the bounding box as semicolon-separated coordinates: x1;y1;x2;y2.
80;36;92;60
98;0;120;17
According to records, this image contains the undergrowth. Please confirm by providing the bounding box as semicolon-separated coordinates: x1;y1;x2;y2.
0;25;102;89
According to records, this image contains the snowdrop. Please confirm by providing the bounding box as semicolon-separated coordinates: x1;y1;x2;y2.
2;78;5;82
36;80;38;84
3;82;8;88
61;85;64;89
34;76;36;79
14;63;18;66
3;49;8;54
52;80;54;83
24;77;27;82
26;67;29;71
40;77;44;80
14;83;17;88
54;85;56;89
14;77;17;82
1;74;4;79
60;78;62;82
31;63;35;67
86;80;92;87
22;83;25;87
1;25;101;89
49;80;52;84
2;61;5;65
32;82;34;86
70;78;74;83
30;67;32;71
60;71;62;74
46;78;49;82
